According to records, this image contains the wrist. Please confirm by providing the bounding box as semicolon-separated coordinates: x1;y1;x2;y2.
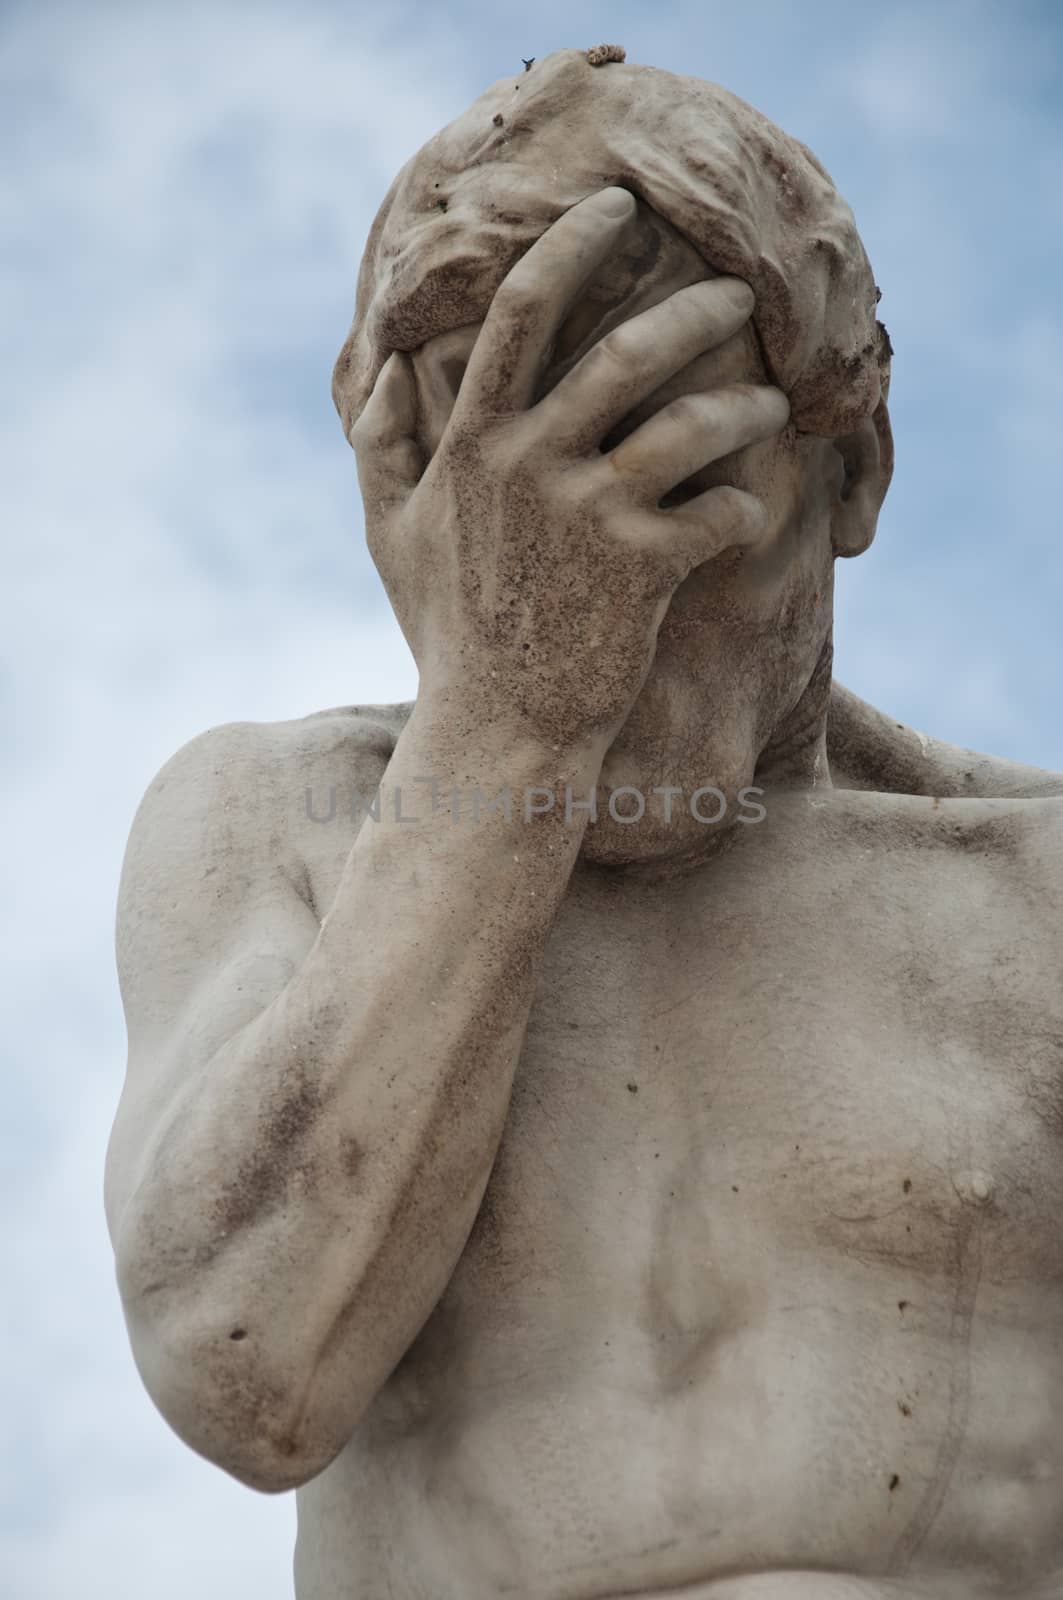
369;692;609;844
405;686;612;786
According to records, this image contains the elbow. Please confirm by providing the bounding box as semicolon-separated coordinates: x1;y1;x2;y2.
119;1284;359;1493
192;1398;332;1496
204;1432;326;1497
219;1441;330;1497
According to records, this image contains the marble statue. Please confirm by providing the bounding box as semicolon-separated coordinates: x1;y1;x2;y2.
105;47;1063;1600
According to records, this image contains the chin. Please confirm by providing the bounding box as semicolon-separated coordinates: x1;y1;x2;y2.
579;808;743;870
577;751;764;869
575;650;765;867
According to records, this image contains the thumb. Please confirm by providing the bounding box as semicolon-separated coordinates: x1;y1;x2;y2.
349;352;424;513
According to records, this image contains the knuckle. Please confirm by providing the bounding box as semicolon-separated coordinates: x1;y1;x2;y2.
595;325;641;368
668;392;707;427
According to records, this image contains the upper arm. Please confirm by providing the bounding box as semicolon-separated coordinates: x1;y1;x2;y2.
829;682;1063;799
105;723;319;1242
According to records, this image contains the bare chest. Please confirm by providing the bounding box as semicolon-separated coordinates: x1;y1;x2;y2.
472;835;1063;1304
304;799;1063;1594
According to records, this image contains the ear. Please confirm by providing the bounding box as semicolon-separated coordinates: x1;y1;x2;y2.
830;397;893;558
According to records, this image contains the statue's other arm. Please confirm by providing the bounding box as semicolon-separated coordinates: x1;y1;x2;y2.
828;682;1063;800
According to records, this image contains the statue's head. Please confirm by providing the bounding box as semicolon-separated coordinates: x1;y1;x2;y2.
334;49;894;860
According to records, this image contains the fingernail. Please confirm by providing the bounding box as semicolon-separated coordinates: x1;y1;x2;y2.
596;188;635;217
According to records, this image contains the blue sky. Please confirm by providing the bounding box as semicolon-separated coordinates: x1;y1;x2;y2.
3;1;1061;1595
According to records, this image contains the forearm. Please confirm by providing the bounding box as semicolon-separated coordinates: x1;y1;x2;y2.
116;695;604;1486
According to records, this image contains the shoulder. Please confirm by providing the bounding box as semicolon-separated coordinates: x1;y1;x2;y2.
133;700;411;800
124;701;411;844
828;683;1063;801
807;785;1063;878
117;701;412;962
1019;794;1063;916
913;791;1063;929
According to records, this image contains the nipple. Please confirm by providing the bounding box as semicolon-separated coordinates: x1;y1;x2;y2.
952;1169;995;1207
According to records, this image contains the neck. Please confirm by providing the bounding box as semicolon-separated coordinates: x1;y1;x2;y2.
754;635;835;795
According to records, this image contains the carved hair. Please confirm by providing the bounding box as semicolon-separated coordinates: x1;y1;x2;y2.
334;48;890;442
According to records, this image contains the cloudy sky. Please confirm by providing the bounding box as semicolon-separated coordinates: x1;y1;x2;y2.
4;1;1061;1595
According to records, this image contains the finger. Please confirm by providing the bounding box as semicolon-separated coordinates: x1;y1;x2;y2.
349;352;425;512
453;187;637;423
644;485;770;578
538;277;755;453
604;384;790;505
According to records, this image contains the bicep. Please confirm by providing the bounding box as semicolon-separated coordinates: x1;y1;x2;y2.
105;727;320;1238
